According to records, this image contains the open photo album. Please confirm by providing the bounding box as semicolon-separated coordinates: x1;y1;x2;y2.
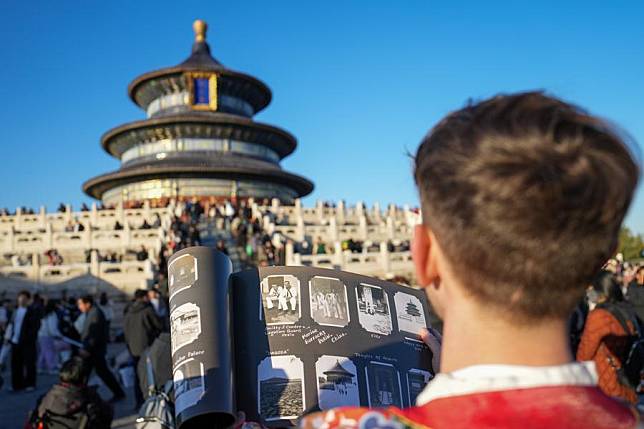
167;246;434;428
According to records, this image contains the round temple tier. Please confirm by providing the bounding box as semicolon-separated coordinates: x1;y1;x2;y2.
100;114;297;161
82;162;314;204
128;21;271;117
84;19;314;205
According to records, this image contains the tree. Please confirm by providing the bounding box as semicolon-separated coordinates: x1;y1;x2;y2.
618;227;644;261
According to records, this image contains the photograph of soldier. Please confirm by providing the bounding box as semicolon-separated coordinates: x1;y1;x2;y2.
309;276;350;327
356;283;392;335
260;275;300;325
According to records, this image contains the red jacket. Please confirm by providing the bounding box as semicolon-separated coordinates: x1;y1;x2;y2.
300;363;639;429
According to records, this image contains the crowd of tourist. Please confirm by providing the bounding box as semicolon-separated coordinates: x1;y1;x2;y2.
0;282;171;427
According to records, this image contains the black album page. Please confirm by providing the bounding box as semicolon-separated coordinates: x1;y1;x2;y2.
231;266;434;427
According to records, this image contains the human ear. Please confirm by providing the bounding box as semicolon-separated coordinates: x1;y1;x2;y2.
412;224;432;287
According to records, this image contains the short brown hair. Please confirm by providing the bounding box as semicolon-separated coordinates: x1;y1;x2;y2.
414;92;639;321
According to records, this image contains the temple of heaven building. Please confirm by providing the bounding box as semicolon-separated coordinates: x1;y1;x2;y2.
83;19;314;206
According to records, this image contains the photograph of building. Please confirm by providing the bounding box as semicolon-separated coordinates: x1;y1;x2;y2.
315;355;359;410
82;20;313;207
393;292;427;339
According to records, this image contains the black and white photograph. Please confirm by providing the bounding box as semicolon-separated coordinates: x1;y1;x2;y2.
257;355;305;421
168;254;198;299
365;361;402;408
309;276;350;327
173;358;205;415
170;302;202;355
356;283;392;335
260;274;301;325
407;369;433;406
315;355;360;410
394;292;427;339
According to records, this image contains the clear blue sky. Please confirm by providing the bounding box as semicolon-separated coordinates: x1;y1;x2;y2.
0;1;642;232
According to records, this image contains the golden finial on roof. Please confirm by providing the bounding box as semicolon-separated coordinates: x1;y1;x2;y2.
193;19;208;43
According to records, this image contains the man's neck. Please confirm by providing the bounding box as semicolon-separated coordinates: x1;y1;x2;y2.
440;300;572;373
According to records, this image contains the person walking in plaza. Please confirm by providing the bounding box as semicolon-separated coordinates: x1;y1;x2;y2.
9;290;40;392
123;289;164;407
97;292;114;337
577;271;639;404
37;300;63;374
77;295;125;402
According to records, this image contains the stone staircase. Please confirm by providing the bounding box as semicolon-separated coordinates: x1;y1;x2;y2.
196;219;245;272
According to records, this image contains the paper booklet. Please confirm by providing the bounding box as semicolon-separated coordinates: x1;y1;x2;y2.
167;246;435;429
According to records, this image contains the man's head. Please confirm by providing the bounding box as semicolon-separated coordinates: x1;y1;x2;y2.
147;288;159;301
17;290;31;308
135;289;149;302
59;356;90;386
77;295;94;313
412;92;639;323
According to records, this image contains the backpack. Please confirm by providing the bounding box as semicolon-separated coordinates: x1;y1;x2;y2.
28;409;89;429
135;354;175;429
26;387;112;429
606;304;644;389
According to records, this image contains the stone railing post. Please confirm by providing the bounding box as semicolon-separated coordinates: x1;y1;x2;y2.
7;227;15;253
45;223;53;248
356;201;365;218
84;227;92;249
294;198;303;218
15;207;23;230
316;200;324;222
380;241;391;275
329;217;338;242
386;216;395;240
31;252;40;282
333;241;344;269
65;204;73;223
116;202;124;224
337;200;346;225
124;222;131;247
373;202;381;223
296;217;305;242
90;249;100;277
285;241;294;265
38;206;46;229
359;215;368;241
388;203;397;219
90;203;98;226
143;200;151;221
